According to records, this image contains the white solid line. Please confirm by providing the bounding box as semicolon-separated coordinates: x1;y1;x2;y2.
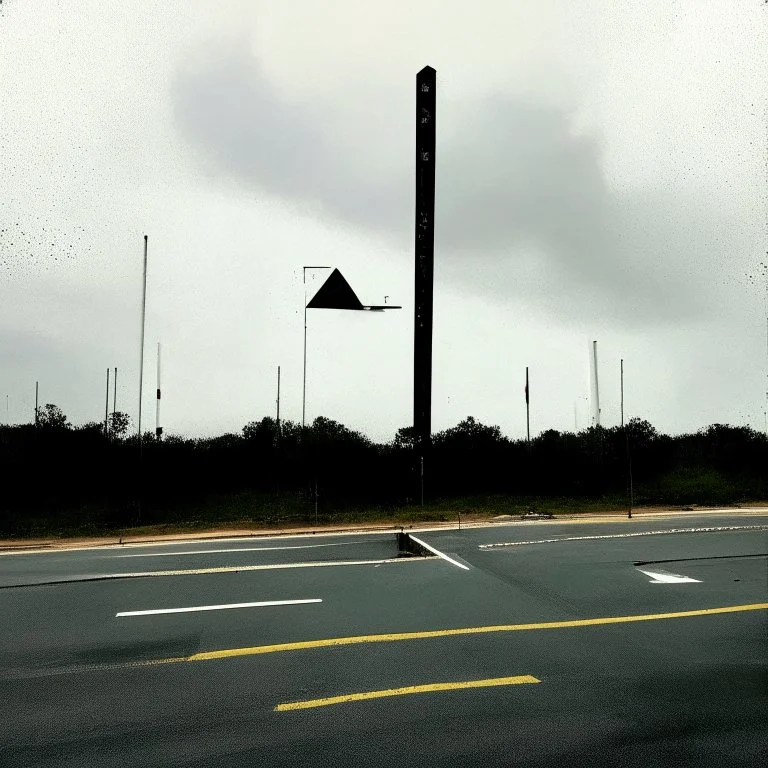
636;568;701;584
478;524;768;549
98;558;425;580
409;535;470;571
109;541;367;558
116;598;322;617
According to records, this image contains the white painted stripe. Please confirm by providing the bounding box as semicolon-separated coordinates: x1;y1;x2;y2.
109;541;367;558
478;524;768;550
97;557;426;580
116;598;322;617
636;568;701;584
409;535;470;571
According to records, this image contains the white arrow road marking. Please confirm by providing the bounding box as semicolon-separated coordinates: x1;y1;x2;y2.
636;568;701;584
116;598;322;617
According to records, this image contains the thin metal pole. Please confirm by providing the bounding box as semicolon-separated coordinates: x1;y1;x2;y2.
525;366;530;443
314;480;318;526
302;278;307;429
104;368;110;437
593;340;600;427
620;358;624;428
155;342;161;440
137;236;148;525
622;358;633;519
626;428;634;519
301;266;330;430
113;367;117;425
138;235;148;445
35;381;38;427
5;394;8;424
420;455;424;507
276;365;281;436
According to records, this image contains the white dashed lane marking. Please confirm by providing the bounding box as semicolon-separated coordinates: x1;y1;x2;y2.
116;598;322;617
478;525;768;550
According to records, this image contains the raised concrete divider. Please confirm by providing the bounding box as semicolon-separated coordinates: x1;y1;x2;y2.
396;531;432;557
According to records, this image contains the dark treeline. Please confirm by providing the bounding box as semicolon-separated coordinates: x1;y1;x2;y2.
1;405;766;535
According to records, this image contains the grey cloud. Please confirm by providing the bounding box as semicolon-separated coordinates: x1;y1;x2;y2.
171;42;732;326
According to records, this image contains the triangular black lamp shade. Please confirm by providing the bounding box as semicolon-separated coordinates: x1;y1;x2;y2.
306;268;364;310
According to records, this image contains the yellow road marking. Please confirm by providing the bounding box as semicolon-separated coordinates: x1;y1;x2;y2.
184;603;768;662
274;675;540;711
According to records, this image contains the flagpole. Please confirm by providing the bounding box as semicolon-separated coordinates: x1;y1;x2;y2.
138;235;148;446
620;358;624;428
137;235;148;525
156;342;161;440
525;366;530;444
104;367;110;437
592;340;601;427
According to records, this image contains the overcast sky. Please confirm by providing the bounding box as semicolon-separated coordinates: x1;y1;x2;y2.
1;0;767;442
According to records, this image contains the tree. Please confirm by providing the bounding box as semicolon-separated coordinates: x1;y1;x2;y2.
107;411;130;439
392;426;415;450
625;417;657;446
36;404;70;430
435;416;504;447
243;416;278;444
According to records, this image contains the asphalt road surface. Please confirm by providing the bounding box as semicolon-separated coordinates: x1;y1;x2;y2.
1;511;766;767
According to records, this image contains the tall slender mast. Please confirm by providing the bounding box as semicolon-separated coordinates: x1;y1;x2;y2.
525;366;530;443
276;365;281;436
414;65;437;488
138;235;148;445
764;270;768;435
620;358;624;428
113;367;117;424
302;272;307;429
155;342;162;439
593;340;600;427
35;381;39;427
104;368;110;437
